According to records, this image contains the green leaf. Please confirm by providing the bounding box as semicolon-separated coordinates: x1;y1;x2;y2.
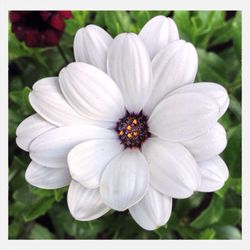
196;49;228;84
209;20;233;47
23;197;54;222
9;156;27;182
64;11;89;36
173;11;191;41
28;223;55;239
29;186;54;198
53;187;68;202
232;12;242;60
223;124;241;177
198;228;216;239
9;221;23;239
130;11;169;32
103;11;134;36
190;195;224;229
9;28;32;61
215;208;241;226
9;87;33;114
13;185;55;222
9;109;23;138
215;225;241;239
229;94;241;121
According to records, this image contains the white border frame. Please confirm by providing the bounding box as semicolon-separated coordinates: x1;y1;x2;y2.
0;0;249;249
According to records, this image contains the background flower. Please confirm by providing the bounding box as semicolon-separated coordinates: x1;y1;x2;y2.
10;11;72;47
9;11;241;239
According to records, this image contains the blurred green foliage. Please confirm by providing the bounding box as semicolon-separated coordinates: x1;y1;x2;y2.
9;11;241;239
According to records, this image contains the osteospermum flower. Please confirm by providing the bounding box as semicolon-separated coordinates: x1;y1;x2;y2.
16;15;229;230
10;11;72;47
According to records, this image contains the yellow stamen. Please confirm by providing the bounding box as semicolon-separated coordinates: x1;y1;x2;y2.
127;125;132;130
127;133;132;138
133;131;138;136
119;130;124;136
132;119;137;125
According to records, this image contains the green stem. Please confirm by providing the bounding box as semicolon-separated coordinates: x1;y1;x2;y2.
227;81;241;93
57;44;69;65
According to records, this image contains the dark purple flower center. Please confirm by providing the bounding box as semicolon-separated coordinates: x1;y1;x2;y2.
116;111;150;148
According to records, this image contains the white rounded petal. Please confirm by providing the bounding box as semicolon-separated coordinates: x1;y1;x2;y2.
183;123;227;161
16;114;56;151
100;148;149;211
142;138;201;199
170;82;229;118
144;40;198;115
129;186;172;231
30;125;117;168
74;25;113;72
197;156;229;192
59;62;125;122
107;33;152;113
67;180;110;221
148;92;219;141
29;77;87;126
68;139;124;189
25;161;71;189
139;15;179;59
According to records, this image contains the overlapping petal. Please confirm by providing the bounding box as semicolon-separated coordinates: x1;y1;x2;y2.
107;33;152;113
100;148;149;211
183;123;227;161
197;156;229;192
68;139;124;189
16;114;56;151
144;40;198;114
67;180;110;221
74;24;112;72
59;62;125;122
129;186;172;230
30;125;117;168
171;82;229;118
29;77;87;126
148;92;219;141
142;138;200;198
25;161;71;189
139;15;179;59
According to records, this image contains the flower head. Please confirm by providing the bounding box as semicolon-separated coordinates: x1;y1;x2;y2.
10;11;72;47
16;15;229;230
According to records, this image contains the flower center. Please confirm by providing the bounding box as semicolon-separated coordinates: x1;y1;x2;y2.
116;111;150;148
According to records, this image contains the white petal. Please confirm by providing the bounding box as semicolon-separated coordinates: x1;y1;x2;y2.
16;114;56;151
139;15;179;59
30;125;117;168
25;161;71;189
74;25;113;72
148;92;219;141
129;186;172;230
68;139;124;189
183;123;227;161
107;33;152;113
59;62;125;122
67;180;110;221
29;77;87;126
142;138;201;199
170;82;229;118
144;40;198;115
100;148;149;211
197;156;229;192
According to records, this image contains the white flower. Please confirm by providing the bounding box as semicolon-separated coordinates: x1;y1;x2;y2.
16;15;229;231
